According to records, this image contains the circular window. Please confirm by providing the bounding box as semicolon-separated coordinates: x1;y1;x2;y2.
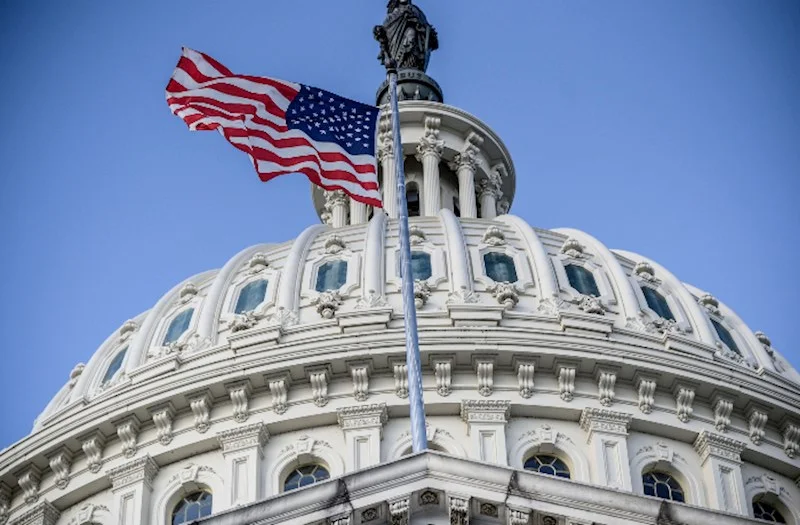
643;471;685;502
523;454;570;479
753;500;786;523
171;490;212;524
283;464;330;492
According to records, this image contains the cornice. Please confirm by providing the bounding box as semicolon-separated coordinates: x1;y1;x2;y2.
106;455;158;491
693;430;747;465
216;423;269;454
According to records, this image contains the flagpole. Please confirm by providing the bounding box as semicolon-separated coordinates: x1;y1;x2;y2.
388;67;428;453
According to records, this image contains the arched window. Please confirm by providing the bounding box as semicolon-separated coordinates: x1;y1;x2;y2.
409;251;432;280
523;454;571;479
711;319;741;355
163;308;194;345
283;464;330;492
643;471;685;502
235;279;268;314
171;490;213;523
406;183;420;217
315;260;348;292
484;252;518;283
752;499;787;523
565;264;600;297
642;286;675;320
101;347;127;385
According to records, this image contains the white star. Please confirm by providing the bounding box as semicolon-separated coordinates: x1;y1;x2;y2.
346;142;352;147
339;103;345;108
320;129;326;134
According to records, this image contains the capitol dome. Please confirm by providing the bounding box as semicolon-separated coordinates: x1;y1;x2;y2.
2;4;800;525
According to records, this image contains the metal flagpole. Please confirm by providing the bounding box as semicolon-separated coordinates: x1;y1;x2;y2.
387;67;428;453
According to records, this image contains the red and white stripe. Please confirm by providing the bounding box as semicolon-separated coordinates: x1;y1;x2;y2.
166;48;382;207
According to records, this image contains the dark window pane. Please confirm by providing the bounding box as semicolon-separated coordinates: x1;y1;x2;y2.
284;465;330;492
565;264;600;297
407;183;420;217
484;252;518;282
409;252;432;280
753;501;786;523
711;319;740;355
642;472;685;502
163;309;194;345
235;280;268;313
101;348;127;385
453;197;460;217
642;287;675;320
315;261;348;292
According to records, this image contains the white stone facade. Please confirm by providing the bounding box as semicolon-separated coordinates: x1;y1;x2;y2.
1;101;799;525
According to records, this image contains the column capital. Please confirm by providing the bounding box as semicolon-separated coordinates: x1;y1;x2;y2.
8;500;59;525
460;399;511;423
217;422;269;454
415;116;444;161
579;408;632;439
693;430;746;465
324;189;350;209
449;148;479;173
337;403;388;432
106;455;159;491
478;177;502;200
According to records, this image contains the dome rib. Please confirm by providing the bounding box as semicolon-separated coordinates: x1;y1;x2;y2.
361;211;387;301
438;209;472;296
497;215;560;301
276;224;327;315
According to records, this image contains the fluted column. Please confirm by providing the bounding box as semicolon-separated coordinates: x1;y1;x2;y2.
350;199;368;225
324;190;349;228
377;110;396;218
479;164;506;219
415;116;444;216
449;132;483;219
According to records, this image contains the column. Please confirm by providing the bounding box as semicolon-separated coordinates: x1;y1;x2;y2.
415;116;444;216
337;403;387;472
693;430;748;515
579;408;633;490
460;400;511;466
106;455;158;525
450;152;478;219
350;198;368;225
378;111;397;218
478;164;505;219
324;190;349;228
217;422;269;506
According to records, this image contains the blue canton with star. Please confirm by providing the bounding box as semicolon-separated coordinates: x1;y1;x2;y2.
286;85;379;156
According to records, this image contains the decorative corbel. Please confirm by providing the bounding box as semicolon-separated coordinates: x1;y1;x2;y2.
226;380;253;423
115;415;141;458
267;373;291;414
149;402;176;445
187;390;214;434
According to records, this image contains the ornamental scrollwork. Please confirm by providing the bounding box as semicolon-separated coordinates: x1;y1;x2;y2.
313;290;343;319
413;280;432;308
481;226;506;246
571;293;606;315
560;237;586;259
487;281;519;309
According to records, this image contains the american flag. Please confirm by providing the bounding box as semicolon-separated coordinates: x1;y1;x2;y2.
166;48;382;207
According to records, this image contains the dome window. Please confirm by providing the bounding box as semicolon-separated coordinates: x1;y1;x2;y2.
642;471;685;502
406;182;420;217
642;287;674;321
711;319;741;355
565;264;600;297
752;500;787;523
171;490;213;523
408;251;432;280
283;464;330;492
523;454;570;479
315;260;347;292
101;347;127;386
163;308;194;345
484;252;518;283
235;279;268;314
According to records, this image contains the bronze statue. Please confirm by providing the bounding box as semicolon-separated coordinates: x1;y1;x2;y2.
374;0;438;72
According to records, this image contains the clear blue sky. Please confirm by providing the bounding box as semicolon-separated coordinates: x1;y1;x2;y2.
0;1;798;448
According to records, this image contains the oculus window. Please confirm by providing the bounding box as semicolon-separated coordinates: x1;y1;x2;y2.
163;309;194;345
484;252;518;283
711;319;741;355
101;347;127;386
643;471;684;502
283;464;330;492
642;287;675;320
235;279;267;314
315;260;348;292
172;490;212;524
565;264;600;297
523;454;570;479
